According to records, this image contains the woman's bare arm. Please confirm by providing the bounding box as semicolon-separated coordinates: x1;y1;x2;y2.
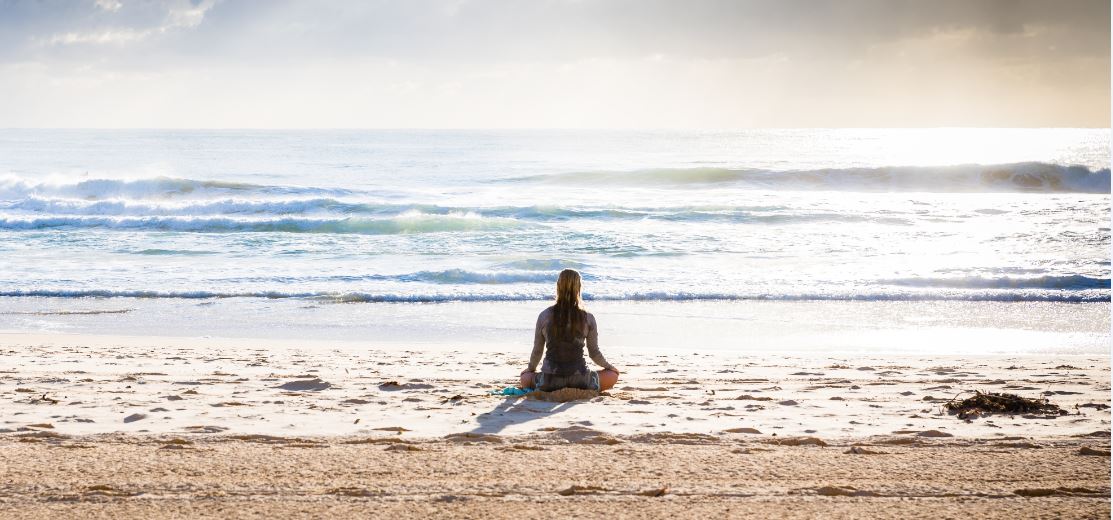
585;313;617;371
526;309;547;372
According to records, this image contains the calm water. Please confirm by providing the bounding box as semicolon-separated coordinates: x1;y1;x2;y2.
0;128;1108;304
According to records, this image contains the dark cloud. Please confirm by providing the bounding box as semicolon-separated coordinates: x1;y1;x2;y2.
3;0;1108;64
0;0;1107;127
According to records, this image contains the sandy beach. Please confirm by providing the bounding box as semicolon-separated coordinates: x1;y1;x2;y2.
2;331;1108;518
2;1;1110;517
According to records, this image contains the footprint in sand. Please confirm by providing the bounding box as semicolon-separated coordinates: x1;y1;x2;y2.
378;381;434;391
915;429;953;438
277;379;332;391
723;427;762;434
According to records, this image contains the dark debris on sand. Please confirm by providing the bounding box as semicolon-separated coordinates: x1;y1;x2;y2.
944;391;1065;420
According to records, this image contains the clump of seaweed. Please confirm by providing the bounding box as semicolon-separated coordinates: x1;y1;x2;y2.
944;391;1065;420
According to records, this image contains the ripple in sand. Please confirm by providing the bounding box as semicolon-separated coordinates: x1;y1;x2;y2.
373;426;410;433
384;443;422;452
327;486;383;497
183;425;227;433
1014;487;1105;497
844;446;886;455
558;485;608;496
84;484;140;497
548;426;622;445
766;436;827;447
723;427;762;434
277;378;332;391
378;381;434;391
735;395;773;401
814;485;879;497
916;429;954;438
444;432;502;443
1079;446;1110;456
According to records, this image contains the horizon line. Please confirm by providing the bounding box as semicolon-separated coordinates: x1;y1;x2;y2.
0;126;1109;131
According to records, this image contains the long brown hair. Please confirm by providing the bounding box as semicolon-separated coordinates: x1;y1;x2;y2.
550;269;586;338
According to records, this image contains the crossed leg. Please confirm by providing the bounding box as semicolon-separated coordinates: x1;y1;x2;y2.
520;369;619;391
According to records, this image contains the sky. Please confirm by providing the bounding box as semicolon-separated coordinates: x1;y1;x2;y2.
0;0;1109;128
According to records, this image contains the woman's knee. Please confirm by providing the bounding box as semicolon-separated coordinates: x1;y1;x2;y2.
598;369;619;391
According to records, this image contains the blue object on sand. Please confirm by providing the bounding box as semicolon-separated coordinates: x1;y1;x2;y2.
492;387;533;396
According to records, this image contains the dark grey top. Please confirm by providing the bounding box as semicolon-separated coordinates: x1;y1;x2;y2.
528;306;615;374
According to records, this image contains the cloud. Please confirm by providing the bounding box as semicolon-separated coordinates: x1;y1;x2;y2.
94;0;123;13
0;0;1106;127
17;0;217;50
7;0;1108;62
45;28;147;46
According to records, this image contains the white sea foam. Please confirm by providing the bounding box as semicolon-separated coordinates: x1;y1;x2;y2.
3;196;363;216
0;212;530;234
0;286;1104;303
878;274;1109;290
0;129;1106;308
1;162;1107;210
0;196;912;226
0;174;351;201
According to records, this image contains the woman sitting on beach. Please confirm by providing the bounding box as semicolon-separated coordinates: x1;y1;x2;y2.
520;269;620;392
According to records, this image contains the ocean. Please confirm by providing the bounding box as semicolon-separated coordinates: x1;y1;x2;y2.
0;128;1108;352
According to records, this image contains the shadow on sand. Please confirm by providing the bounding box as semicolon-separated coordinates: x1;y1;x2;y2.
469;395;583;436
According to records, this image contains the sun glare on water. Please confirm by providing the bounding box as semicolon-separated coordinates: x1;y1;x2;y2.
842;128;1102;167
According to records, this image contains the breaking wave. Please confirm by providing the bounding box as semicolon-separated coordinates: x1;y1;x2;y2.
504;162;1111;193
0;212;531;234
1;162;1107;210
0;175;350;201
0;288;1104;303
880;274;1109;291
0;197;913;226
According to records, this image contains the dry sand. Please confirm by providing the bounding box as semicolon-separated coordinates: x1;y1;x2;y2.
1;332;1109;518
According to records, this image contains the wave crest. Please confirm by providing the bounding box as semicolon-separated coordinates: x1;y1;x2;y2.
505;162;1111;193
0;212;531;234
0;175;349;201
0;287;1104;303
879;274;1109;291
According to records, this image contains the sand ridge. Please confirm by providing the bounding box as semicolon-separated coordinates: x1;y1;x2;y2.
0;431;1108;519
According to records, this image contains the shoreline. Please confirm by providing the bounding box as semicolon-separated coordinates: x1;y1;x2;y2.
4;327;1111;355
1;298;1108;355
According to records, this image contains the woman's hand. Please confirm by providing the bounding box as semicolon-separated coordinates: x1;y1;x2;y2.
519;370;536;390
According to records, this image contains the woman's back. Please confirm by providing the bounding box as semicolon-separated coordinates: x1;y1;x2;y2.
537;305;595;375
